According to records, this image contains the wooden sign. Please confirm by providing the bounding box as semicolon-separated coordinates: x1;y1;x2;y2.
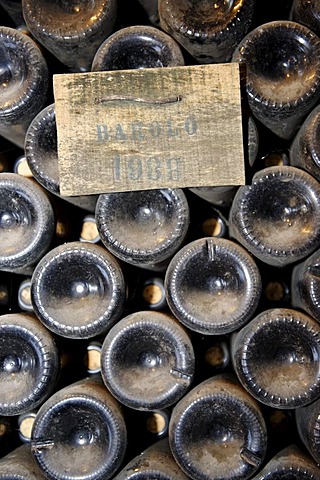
53;63;245;196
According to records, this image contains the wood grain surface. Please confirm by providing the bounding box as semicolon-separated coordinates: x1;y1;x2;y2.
53;63;245;196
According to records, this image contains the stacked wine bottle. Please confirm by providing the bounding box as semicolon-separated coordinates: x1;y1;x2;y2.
1;0;320;479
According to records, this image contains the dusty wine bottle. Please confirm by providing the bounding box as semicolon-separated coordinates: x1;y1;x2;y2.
0;444;46;479
0;313;59;416
31;241;126;339
229;166;320;267
169;374;267;480
253;444;320;480
232;21;320;140
31;377;127;480
0;173;55;273
25;104;98;212
22;0;117;72
165;237;261;335
159;0;256;64
290;0;320;38
114;438;189;480
95;189;189;270
291;248;320;321
231;308;320;409
0;26;48;148
92;25;184;71
296;398;320;465
100;311;194;410
290;104;320;181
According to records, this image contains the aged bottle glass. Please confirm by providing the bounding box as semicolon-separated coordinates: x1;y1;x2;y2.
253;445;320;480
0;444;46;479
114;439;189;480
92;25;184;71
22;0;117;72
290;104;320;181
25;104;98;212
101;311;194;410
31;241;126;339
296;398;320;465
0;173;55;273
291;248;320;321
31;377;127;480
232;21;320;140
290;0;320;38
95;189;189;270
169;374;267;480
231;308;320;409
0;313;59;416
165;237;261;335
159;0;256;64
229;166;320;267
0;26;48;147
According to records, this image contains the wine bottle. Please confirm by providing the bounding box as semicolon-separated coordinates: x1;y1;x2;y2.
14;155;33;178
290;104;320;181
159;0;256;64
0;313;59;416
25;103;98;212
100;311;194;410
0;173;55;273
18;410;37;443
296;398;320;465
229;166;320;267
290;0;320;38
18;278;33;312
232;21;320;140
165;237;261;335
22;0;117;72
291;247;320;320
31;377;127;480
86;340;102;375
31;241;126;339
169;374;267;480
0;444;46;479
231;308;320;409
95;189;189;270
114;438;189;480
140;276;167;311
92;25;184;71
0;26;48;147
79;215;100;244
253;444;320;480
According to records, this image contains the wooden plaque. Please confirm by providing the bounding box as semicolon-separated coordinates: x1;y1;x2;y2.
53;63;245;196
